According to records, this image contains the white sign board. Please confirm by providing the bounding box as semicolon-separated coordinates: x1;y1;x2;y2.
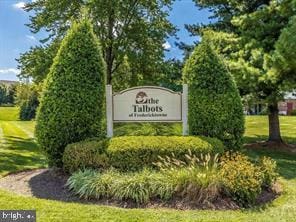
113;86;182;122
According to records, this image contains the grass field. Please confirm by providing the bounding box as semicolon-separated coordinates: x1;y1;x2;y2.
0;107;46;176
0;107;295;221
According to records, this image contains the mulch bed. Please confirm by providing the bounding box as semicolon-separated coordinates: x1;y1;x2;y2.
0;168;281;210
244;141;296;153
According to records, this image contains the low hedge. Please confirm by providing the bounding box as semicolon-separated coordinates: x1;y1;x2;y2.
63;136;224;172
108;136;224;171
63;138;109;173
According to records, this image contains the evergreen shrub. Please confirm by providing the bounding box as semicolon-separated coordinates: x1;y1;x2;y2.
35;20;106;166
183;41;245;149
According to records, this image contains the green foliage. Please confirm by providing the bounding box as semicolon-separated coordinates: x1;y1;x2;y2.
17;41;60;83
108;136;224;171
186;0;296;144
67;164;220;205
274;15;296;81
114;123;182;136
156;152;221;202
220;152;263;206
62;135;223;173
66;169;98;199
17;85;40;121
290;109;296;116
63;139;109;173
111;169;153;204
183;41;244;149
21;0;176;85
259;156;278;187
0;83;16;105
35;20;106;167
158;59;183;92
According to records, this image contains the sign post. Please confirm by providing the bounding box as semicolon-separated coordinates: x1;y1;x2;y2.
105;85;188;137
106;85;113;138
182;84;188;136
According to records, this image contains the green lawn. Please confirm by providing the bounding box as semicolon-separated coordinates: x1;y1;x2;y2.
244;115;296;144
0;107;295;221
0;107;19;121
0;107;46;176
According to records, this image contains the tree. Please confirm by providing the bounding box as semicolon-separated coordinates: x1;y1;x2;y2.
183;40;244;149
17;41;60;83
16;84;40;120
0;83;17;105
186;0;296;145
273;15;296;81
18;0;176;85
186;0;272;36
0;84;6;105
35;20;106;167
158;59;183;91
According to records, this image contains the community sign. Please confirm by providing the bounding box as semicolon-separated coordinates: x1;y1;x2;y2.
112;86;182;122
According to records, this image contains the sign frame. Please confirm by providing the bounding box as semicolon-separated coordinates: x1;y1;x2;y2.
106;84;188;137
112;86;182;123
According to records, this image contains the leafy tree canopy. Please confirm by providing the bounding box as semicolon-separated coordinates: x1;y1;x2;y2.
18;0;176;85
187;0;296;143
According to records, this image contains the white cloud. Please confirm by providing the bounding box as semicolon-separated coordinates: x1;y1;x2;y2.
162;41;171;50
26;35;37;42
13;2;26;10
0;68;21;75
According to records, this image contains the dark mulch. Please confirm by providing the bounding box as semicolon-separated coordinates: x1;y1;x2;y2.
0;168;280;210
245;141;296;153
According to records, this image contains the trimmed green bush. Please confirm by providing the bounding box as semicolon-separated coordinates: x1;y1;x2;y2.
108;136;224;171
220;152;263;206
259;156;278;187
63;138;109;173
183;40;245;149
35;20;106;166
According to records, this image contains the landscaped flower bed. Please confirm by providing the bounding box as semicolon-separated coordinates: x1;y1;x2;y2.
66;144;279;209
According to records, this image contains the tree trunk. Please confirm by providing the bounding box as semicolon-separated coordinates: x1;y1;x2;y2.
106;46;113;84
267;101;283;143
106;10;114;85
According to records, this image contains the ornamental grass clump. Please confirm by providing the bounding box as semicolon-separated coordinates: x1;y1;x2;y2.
67;152;278;207
154;152;221;202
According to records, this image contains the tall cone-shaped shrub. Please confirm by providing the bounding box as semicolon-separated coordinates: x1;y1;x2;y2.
183;41;244;149
36;20;106;166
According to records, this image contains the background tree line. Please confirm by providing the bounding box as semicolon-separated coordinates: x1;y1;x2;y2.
16;0;296;147
0;83;16;105
181;0;296;146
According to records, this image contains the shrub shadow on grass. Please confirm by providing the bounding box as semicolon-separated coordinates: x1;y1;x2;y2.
245;149;296;180
244;136;296;145
28;169;79;202
0;136;46;176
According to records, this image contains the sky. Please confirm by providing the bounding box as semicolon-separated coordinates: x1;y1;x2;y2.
0;0;211;81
